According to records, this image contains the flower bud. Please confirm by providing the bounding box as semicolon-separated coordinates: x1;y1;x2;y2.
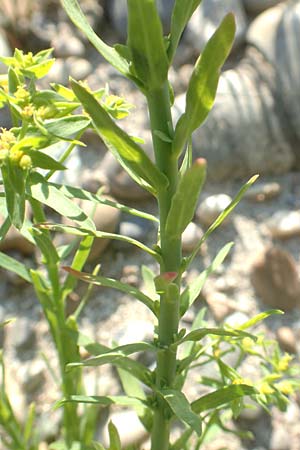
19;154;32;170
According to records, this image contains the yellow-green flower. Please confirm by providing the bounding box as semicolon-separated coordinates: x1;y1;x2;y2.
259;382;274;395
275;380;294;395
19;154;32;170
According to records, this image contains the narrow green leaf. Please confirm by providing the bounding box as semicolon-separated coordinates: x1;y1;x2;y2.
71;80;168;196
63;267;157;315
153;130;173;143
238;310;284;330
186;175;259;269
10;136;51;153
49;182;158;223
24;403;36;444
38;222;159;260
26;149;66;171
127;0;169;89
66;329;153;387
165;158;206;239
141;265;158;300
26;172;95;230
181;242;234;315
173;13;236;156
44;115;90;139
8;67;19;94
61;0;133;79
61;235;95;298
56;395;146;409
50;83;77;101
169;0;202;62
191;384;257;414
91;443;105;450
108;421;121;450
23;59;55;79
161;389;202;436
178;327;256;346
0;214;11;242
1;165;26;229
68;342;156;367
0;251;31;282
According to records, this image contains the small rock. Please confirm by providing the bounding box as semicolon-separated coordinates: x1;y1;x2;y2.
238;397;264;421
225;311;250;328
270;426;290;450
206;291;234;322
0;224;34;255
117;215;155;250
37;409;62;442
0;29;11;74
114;320;153;346
250;246;300;311
67;57;93;80
0;205;34;255
196;194;232;227
243;0;283;14
185;0;247;52
46;58;69;85
276;326;297;354
120;264;139;286
52;24;85;57
113;320;154;366
103;410;147;448
246;2;300;152
20;360;46;394
182;222;204;253
13;317;36;354
173;47;294;181
266;210;300;239
244;182;281;202
99;152;151;201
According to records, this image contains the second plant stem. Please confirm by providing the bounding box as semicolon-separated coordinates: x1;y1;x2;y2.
147;83;182;450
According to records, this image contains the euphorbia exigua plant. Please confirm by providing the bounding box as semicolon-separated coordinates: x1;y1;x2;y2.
0;1;299;450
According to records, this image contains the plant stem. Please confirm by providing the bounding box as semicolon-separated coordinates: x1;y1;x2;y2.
29;198;81;444
147;82;182;450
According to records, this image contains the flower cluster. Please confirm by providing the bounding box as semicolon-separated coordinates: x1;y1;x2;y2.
0;128;32;170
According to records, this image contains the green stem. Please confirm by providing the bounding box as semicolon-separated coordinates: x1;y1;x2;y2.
147;83;182;450
29;197;81;444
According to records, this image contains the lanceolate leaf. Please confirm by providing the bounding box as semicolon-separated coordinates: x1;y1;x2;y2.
26;172;95;230
108;421;122;450
173;13;236;156
67;350;152;387
165;159;206;240
1;164;26;229
127;0;169;90
49;182;158;223
63;267;157;315
177;327;256;346
191;384;257;414
238;310;284;330
71;80;168;196
180;242;234;315
161;389;202;436
37;223;159;260
25;149;66;171
61;0;134;80
0;251;31;282
185;175;259;269
56;395;146;409
169;0;202;62
44;115;90;139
